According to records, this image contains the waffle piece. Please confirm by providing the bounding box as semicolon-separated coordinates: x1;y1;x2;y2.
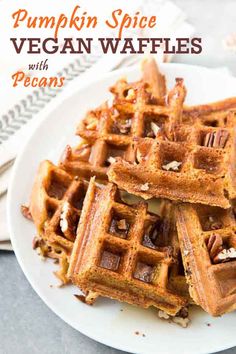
184;96;236;121
176;203;236;316
60;60;183;181
108;104;236;208
30;160;88;283
68;178;188;316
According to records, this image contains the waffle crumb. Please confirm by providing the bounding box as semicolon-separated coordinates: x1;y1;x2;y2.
140;183;149;191
162;161;182;171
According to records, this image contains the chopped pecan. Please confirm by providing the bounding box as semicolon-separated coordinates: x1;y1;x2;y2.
116;219;128;231
172;316;190;328
203;130;229;148
140;183;149;191
150;122;160;136
112;118;131;135
134;262;154;283
206;234;223;262
157;310;170;320
109;217;130;238
214;247;236;263
107;156;116;165
60;202;79;240
125;88;136;100
162;161;182;171
21;205;32;220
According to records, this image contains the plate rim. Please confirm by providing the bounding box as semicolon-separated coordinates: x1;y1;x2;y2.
7;62;236;354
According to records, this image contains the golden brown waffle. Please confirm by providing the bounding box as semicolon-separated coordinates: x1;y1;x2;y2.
176;203;236;316
30;160;88;283
60;59;185;181
108;102;236;208
68;178;188;316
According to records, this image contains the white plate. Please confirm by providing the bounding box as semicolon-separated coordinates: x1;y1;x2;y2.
7;63;236;354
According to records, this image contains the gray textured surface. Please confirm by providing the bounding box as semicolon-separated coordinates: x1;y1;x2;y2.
1;1;236;353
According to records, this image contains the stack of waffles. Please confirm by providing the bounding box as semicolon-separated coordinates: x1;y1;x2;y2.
24;58;236;324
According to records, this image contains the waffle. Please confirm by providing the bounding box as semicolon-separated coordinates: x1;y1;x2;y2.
30;160;88;283
60;58;178;180
108;96;236;208
68;177;188;316
176;203;236;316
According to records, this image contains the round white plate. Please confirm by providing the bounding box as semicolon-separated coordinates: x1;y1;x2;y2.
8;63;236;354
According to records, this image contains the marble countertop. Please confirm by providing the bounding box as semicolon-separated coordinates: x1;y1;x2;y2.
1;0;236;353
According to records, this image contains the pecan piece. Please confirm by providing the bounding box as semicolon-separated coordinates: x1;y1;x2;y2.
125;88;136;101
203;130;229;148
206;234;223;263
214;247;236;263
140;183;149;191
60;202;79;240
204;216;223;231
162;161;182;171
116;219;128;231
84;113;98;130
21;205;32;220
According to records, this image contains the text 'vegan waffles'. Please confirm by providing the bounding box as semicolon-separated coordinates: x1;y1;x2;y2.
22;57;236;325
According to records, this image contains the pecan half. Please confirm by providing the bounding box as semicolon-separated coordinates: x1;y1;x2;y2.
203;130;229;148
